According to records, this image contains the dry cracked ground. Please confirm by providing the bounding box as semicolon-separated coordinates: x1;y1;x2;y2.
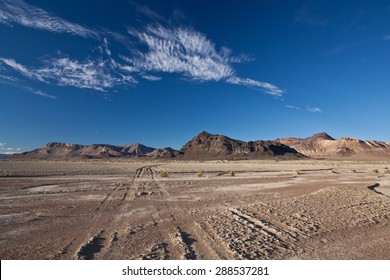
1;159;390;260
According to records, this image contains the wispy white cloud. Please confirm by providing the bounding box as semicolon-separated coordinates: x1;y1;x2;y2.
0;71;56;99
0;73;18;82
286;105;300;110
140;74;162;81
38;58;116;91
1;56;137;92
0;58;45;82
0;3;283;97
306;106;322;113
38;57;138;91
135;5;168;23
2;151;17;155
384;35;390;41
286;104;322;113
229;53;256;64
130;25;234;81
0;142;22;154
0;0;98;38
103;37;112;56
105;30;136;50
227;77;284;96
128;24;283;95
31;89;56;99
219;47;254;63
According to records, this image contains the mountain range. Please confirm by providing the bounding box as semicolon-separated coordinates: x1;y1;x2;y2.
8;131;390;160
276;132;390;159
11;142;181;159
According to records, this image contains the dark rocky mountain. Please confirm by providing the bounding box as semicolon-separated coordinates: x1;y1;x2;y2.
276;133;390;159
11;142;182;159
180;131;303;159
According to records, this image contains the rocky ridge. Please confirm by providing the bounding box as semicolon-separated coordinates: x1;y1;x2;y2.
12;142;182;159
180;131;303;159
276;132;390;158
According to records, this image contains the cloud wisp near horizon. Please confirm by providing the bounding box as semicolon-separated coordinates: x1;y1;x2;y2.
0;142;21;155
0;0;284;97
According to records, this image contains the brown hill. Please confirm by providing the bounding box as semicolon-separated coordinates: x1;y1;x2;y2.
276;133;390;159
123;143;155;156
180;131;303;160
146;147;182;158
12;142;181;159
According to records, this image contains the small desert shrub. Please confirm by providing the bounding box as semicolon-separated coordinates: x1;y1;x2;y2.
159;171;169;177
331;170;339;174
196;170;203;177
34;210;44;218
228;171;235;177
373;169;379;174
352;169;357;173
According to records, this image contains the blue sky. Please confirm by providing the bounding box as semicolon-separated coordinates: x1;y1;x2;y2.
1;0;390;153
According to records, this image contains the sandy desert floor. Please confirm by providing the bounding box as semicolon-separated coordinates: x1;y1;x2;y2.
1;159;390;260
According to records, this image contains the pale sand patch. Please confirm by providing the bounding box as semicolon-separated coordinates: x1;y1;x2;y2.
376;178;390;196
28;185;59;192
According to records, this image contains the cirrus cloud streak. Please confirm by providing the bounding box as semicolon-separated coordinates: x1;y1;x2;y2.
0;0;98;38
0;57;137;92
128;24;283;96
0;1;284;96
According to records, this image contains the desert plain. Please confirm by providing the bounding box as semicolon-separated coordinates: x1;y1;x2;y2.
1;159;390;260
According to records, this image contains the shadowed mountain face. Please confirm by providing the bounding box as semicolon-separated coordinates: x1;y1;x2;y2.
180;131;303;159
276;133;390;159
12;142;182;159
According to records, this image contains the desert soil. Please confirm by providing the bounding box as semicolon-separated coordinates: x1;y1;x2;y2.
1;159;390;260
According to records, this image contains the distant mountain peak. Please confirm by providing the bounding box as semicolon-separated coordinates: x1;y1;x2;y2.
45;142;71;147
125;143;155;155
199;131;211;136
309;132;334;140
195;131;218;139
